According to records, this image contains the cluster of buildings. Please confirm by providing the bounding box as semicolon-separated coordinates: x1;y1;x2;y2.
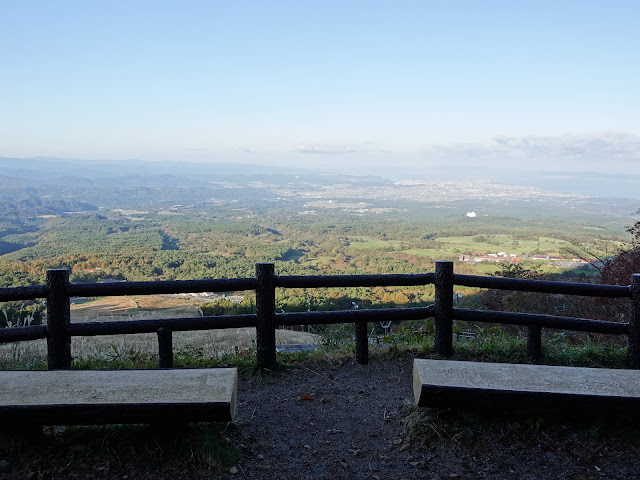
167;293;245;303
458;253;590;266
458;253;517;263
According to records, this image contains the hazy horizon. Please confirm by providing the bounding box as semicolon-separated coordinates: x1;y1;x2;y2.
2;154;640;201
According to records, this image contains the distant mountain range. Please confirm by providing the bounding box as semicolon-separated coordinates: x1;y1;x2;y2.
0;156;386;186
0;157;637;222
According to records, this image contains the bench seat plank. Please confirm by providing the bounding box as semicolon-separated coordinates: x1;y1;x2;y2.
0;368;237;425
414;359;640;415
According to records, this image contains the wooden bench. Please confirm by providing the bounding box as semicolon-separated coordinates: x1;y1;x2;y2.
0;368;237;426
413;359;640;415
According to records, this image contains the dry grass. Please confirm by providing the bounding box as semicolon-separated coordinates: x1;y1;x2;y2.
1;306;320;367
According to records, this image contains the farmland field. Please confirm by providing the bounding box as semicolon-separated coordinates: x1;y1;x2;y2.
348;236;404;250
434;235;566;254
350;234;581;258
70;295;199;321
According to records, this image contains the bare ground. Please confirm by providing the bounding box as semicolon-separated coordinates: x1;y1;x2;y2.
2;356;640;479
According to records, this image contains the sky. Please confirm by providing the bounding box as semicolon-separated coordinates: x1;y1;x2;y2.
1;0;639;180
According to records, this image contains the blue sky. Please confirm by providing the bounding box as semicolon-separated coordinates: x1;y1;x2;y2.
1;1;639;177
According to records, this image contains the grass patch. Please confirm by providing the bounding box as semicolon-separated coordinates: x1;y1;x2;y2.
453;331;529;363
434;234;568;255
0;339;47;370
399;247;443;258
453;332;627;368
347;235;404;250
1;320;629;372
377;324;628;369
542;335;628;368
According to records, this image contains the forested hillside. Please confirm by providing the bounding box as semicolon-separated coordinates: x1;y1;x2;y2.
0;161;635;290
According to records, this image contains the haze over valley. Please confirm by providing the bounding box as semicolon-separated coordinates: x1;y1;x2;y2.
0;156;636;291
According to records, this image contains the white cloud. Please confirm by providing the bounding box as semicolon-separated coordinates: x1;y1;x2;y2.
296;143;358;155
421;132;640;175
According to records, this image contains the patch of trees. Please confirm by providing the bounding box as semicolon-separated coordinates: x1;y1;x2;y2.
199;286;435;317
0;207;631;301
0;196;97;219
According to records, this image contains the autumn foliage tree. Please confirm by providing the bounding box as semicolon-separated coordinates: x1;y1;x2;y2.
480;262;612;324
585;215;640;323
600;215;640;286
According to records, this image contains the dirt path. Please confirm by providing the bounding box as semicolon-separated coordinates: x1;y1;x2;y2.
225;357;414;479
214;357;640;480
2;357;640;479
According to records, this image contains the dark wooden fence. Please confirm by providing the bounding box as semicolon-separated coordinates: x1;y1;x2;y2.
1;261;639;370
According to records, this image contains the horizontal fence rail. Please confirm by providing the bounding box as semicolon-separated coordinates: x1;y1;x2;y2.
453;308;630;335
1;262;639;369
67;277;258;297
0;285;49;303
69;314;258;337
276;273;435;289
0;325;48;343
276;306;435;327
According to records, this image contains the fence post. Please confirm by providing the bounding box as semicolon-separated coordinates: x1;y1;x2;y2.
629;274;640;369
46;269;71;370
527;324;542;362
434;261;454;357
256;263;277;370
157;327;173;368
355;321;368;364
